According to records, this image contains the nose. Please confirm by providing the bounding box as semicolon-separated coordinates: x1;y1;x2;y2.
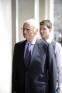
40;29;43;33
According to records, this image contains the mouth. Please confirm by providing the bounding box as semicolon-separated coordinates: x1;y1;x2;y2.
40;32;43;36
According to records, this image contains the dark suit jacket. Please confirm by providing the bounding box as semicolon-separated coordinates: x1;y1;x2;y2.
12;39;56;93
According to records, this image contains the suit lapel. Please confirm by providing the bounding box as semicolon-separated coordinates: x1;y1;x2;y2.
30;40;41;65
30;42;37;64
21;40;27;66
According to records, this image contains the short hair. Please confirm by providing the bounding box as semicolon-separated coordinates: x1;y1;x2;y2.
24;18;38;30
40;19;52;29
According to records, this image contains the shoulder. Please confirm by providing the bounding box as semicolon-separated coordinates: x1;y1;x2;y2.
13;40;26;54
14;40;26;48
55;41;62;53
13;40;26;52
36;39;48;46
36;39;48;53
56;42;62;49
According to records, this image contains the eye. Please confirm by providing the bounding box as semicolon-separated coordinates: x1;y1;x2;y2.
23;28;30;31
26;28;30;31
40;28;45;31
43;28;46;30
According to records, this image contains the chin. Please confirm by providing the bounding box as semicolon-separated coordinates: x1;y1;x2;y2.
42;37;45;39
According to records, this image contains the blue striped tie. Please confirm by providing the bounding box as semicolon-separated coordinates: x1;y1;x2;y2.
25;43;31;67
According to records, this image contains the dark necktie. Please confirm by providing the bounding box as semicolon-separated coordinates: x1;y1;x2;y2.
25;43;31;67
25;44;31;93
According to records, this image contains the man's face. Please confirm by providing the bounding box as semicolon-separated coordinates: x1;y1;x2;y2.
40;25;51;40
23;23;36;41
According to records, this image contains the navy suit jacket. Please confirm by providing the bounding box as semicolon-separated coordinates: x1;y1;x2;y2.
12;39;56;93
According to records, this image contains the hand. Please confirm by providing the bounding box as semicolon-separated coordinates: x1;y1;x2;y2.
59;84;62;93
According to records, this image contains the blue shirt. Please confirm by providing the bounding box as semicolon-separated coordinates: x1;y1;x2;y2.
24;37;37;58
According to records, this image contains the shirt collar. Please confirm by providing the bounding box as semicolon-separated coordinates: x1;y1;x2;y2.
46;34;53;43
46;38;53;43
27;36;37;45
46;32;54;43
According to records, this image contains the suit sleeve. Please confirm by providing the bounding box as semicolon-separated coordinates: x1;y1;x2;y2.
55;43;62;84
47;44;57;93
12;44;18;93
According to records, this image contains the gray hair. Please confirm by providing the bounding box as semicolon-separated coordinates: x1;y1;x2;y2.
24;18;39;31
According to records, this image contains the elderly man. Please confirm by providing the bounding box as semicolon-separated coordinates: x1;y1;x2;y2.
12;19;56;93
